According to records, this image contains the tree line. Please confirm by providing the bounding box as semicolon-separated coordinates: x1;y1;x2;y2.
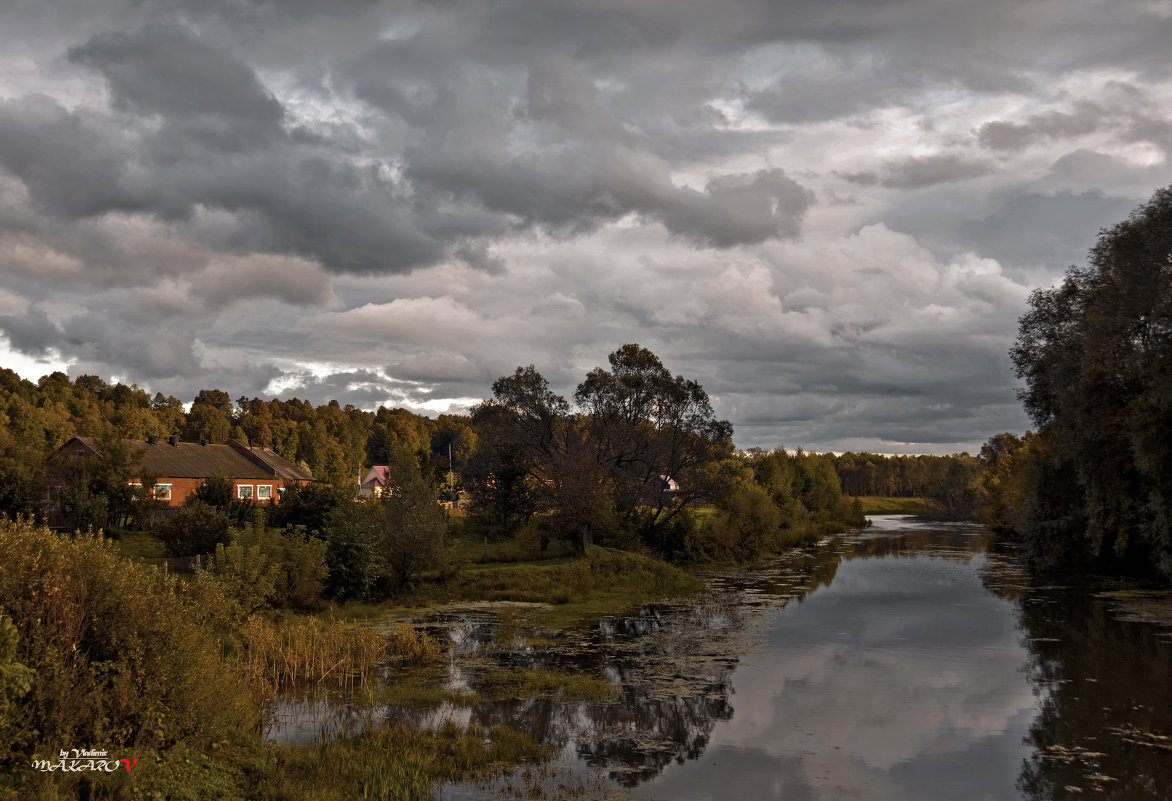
986;187;1172;581
0;344;867;586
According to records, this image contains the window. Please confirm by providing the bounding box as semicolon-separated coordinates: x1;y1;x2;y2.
155;484;172;501
277;487;287;500
237;484;253;499
257;485;272;500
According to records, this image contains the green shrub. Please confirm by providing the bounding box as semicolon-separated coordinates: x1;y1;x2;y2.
212;540;280;614
0;519;260;780
214;519;329;611
157;500;230;557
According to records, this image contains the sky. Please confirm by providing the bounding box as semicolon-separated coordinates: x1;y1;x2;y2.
1;0;1170;454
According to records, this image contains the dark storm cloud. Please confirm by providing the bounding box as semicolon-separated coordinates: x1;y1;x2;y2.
0;307;63;357
68;27;285;139
390;51;814;247
2;0;1172;450
0;96;140;219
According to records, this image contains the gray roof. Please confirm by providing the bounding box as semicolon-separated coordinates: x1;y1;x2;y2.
68;437;314;482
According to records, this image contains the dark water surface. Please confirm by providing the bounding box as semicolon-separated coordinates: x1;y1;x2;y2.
270;517;1172;800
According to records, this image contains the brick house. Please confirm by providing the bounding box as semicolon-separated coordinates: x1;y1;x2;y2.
45;436;314;522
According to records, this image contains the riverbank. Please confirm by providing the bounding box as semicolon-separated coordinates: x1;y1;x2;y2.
0;519;709;801
10;516;1172;800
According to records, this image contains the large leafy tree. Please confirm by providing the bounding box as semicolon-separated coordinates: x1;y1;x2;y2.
574;344;733;546
467;366;570;537
472;346;733;553
1012;186;1172;578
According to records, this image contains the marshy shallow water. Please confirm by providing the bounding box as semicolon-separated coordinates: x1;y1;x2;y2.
267;516;1172;800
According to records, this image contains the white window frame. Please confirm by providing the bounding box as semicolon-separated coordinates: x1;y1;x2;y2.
257;484;272;500
155;484;172;501
237;484;254;499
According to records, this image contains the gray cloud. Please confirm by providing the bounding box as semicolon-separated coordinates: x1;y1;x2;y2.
1;0;1172;451
69;26;285;144
0;95;139;219
0;307;62;357
977;103;1106;152
842;154;993;190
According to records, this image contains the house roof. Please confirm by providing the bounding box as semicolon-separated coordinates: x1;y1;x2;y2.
64;437;314;482
359;465;390;488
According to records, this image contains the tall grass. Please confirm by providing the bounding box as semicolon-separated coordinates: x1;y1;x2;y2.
238;614;388;692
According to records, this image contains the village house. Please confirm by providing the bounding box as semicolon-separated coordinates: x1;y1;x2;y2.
651;474;680;492
45;435;314;523
356;465;391;498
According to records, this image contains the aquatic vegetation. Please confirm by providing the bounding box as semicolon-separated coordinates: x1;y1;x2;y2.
267;721;545;801
385;622;443;663
477;668;615;702
239;613;387;691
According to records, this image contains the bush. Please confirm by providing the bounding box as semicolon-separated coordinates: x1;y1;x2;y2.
157;500;230;557
386;623;442;663
212;519;329;611
271;482;349;532
0;519;260;780
323;500;385;600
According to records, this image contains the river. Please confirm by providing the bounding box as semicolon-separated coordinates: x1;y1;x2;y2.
268;515;1172;800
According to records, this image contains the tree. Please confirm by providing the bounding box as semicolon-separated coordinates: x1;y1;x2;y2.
323;499;385;599
466;367;569;535
1012;186;1172;578
271;482;347;533
188;471;254;527
56;430;154;531
378;446;447;592
978;432;1034;535
574;344;734;547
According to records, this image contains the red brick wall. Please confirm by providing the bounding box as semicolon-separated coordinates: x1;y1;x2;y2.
143;477;302;507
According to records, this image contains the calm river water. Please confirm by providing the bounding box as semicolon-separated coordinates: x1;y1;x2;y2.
270;516;1172;800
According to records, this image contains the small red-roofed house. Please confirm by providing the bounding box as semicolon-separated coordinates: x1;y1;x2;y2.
357;465;392;498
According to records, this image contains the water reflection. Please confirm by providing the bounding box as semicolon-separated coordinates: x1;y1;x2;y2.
269;517;1172;800
980;554;1172;800
639;520;1034;801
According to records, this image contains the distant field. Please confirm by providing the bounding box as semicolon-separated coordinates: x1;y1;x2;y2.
853;496;926;515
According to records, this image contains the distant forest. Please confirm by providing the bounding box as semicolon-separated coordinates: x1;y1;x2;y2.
0;343;996;560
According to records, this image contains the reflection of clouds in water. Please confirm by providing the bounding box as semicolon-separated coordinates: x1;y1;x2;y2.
643;532;1036;800
746;643;1032;770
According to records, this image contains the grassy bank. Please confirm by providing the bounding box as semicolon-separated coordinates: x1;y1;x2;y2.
853;496;926;515
418;545;703;628
0;520;544;801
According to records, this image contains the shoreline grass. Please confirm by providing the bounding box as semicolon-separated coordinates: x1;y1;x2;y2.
852;496;926;515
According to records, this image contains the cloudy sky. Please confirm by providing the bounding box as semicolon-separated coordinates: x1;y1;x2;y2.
1;0;1170;453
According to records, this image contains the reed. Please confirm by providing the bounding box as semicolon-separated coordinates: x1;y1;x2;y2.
238;614;387;692
385;622;443;663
